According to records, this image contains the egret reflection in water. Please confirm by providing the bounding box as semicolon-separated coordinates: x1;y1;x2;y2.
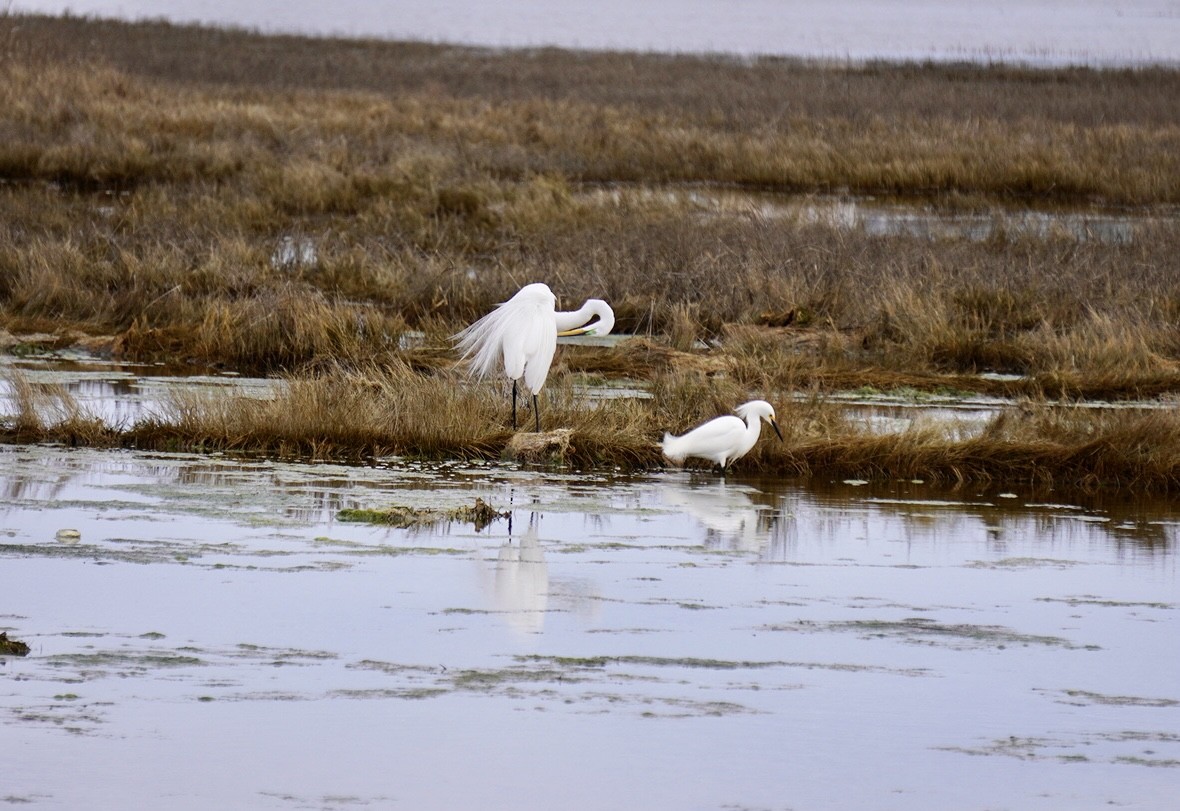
487;517;549;634
660;478;787;555
478;511;607;634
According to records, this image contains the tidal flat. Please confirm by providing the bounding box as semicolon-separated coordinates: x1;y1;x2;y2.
1;444;1176;810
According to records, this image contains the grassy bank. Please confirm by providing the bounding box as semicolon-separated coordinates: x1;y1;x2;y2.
4;366;1179;491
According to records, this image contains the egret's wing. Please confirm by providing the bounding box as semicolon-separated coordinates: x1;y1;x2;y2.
453;289;554;381
662;415;746;463
506;300;557;391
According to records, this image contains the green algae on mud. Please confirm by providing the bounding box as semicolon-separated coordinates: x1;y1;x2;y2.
313;537;469;557
1046;689;1180;708
46;651;205;672
336;497;509;531
1035;596;1176;610
517;654;792;670
941;731;1180;768
768;618;1097;650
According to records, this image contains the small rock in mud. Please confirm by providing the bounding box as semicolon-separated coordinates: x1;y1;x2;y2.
56;528;82;542
504;428;574;464
0;632;31;657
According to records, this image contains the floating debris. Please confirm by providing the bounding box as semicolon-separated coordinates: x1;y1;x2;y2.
337;498;509;532
0;632;31;657
448;498;511;531
56;528;82;542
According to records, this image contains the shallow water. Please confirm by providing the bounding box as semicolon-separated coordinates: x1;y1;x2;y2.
585;187;1179;246
0;352;278;427
1;444;1176;810
11;0;1180;66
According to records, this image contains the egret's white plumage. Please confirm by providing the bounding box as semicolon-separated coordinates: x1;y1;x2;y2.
553;298;615;337
453;282;614;431
661;400;783;473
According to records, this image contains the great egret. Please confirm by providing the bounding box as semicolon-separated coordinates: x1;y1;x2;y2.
453;282;614;432
661;400;784;474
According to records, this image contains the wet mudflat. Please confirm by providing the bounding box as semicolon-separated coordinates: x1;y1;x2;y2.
1;444;1176;810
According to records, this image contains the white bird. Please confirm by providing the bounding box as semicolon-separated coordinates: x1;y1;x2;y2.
661;400;784;474
453;282;615;432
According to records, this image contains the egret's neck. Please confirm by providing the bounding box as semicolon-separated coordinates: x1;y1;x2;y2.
554;299;614;336
743;412;763;441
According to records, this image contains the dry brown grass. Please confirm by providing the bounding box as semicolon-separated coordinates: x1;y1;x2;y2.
1;369;121;445
3;14;1179;203
2;14;1180;487
5;364;1179;490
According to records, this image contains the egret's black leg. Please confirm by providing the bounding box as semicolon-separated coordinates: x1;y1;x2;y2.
533;394;541;433
511;380;519;430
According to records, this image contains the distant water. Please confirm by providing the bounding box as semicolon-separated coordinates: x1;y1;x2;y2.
10;0;1180;66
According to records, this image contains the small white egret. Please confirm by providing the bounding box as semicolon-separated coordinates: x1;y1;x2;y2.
453;282;614;432
661;400;784;474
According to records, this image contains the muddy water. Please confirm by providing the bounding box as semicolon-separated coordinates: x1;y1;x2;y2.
583;187;1180;245
1;444;1176;810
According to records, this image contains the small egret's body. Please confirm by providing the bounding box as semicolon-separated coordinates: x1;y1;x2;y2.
661;400;783;473
454;283;614;431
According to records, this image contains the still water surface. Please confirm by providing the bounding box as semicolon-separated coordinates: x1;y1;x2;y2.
10;0;1180;65
1;440;1176;810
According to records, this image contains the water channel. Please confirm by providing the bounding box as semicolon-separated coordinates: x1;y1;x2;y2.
1;359;1177;810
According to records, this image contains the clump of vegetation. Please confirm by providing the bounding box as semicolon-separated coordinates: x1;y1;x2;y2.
0;632;31;657
1;369;119;445
338;497;509;531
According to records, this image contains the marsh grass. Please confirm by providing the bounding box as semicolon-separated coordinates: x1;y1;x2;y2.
6;365;1177;490
2;15;1180;487
1;370;119;445
1;18;1178;390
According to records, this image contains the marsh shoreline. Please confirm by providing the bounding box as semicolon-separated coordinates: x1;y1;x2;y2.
1;15;1179;488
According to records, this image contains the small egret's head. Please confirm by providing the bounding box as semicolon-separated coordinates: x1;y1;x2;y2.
735;400;783;441
765;410;784;442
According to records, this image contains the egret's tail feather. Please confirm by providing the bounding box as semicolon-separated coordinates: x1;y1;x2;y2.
660;431;685;464
453;312;505;380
